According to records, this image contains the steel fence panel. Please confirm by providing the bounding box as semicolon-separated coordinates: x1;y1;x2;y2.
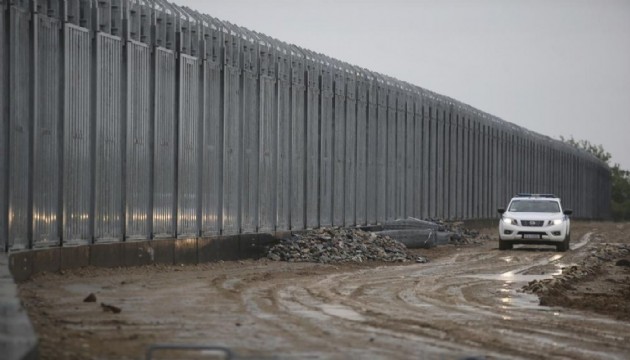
240;36;259;233
464;114;472;219
355;71;368;225
428;97;437;218
94;32;124;243
125;40;151;240
456;110;465;219
395;86;405;218
448;104;457;219
404;91;414;218
365;73;377;224
276;48;291;231
257;38;276;232
63;23;92;245
344;68;357;226
482;123;489;218
421;94;430;219
332;64;345;226
32;13;62;247
375;77;387;223
304;51;320;229
289;49;305;230
436;101;445;219
200;53;223;235
8;5;30;250
0;0;7;250
152;47;177;238
177;53;202;237
319;59;334;227
386;84;396;221
413;92;423;219
222;64;241;234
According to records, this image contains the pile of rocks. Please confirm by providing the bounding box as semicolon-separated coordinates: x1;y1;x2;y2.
267;228;412;263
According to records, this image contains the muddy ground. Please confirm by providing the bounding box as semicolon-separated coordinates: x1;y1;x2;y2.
18;221;630;359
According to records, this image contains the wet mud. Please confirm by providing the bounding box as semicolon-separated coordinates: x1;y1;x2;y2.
18;222;630;359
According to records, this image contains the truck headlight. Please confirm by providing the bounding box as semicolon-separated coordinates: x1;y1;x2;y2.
548;219;563;226
503;217;517;225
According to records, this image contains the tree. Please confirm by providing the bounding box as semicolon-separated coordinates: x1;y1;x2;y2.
560;136;630;221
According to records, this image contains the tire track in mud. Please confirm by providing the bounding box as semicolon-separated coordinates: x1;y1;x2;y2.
236;231;630;359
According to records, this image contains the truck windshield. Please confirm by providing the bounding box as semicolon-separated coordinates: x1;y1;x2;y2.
508;200;560;213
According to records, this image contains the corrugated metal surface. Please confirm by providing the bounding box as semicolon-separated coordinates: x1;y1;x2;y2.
332;67;345;226
241;53;259;234
375;80;387;223
276;55;291;231
32;15;61;247
427;98;437;218
0;0;7;251
344;70;357;226
448;106;457;219
365;77;378;224
386;86;396;221
319;64;334;227
63;24;92;245
153;47;177;238
355;74;368;225
413;95;423;219
395;91;405;218
125;40;151;240
305;58;320;229
94;33;124;243
403;95;418;217
177;54;201;238
8;6;30;250
258;66;276;232
222;66;240;234
289;53;305;230
436;102;445;219
201;60;223;236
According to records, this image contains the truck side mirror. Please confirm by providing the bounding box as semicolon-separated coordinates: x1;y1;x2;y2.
497;208;505;214
563;209;573;215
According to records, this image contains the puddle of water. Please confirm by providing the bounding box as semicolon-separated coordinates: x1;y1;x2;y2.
319;304;365;322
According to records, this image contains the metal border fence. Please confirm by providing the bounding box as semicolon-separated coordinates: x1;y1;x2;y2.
0;0;611;252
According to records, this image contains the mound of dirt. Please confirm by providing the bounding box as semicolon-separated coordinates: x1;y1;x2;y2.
522;238;630;320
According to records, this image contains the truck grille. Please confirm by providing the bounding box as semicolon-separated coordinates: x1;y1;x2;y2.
520;220;544;227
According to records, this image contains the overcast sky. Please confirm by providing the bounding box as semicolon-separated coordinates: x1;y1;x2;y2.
176;0;630;170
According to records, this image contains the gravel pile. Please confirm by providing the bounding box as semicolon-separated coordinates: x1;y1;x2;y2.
267;227;413;263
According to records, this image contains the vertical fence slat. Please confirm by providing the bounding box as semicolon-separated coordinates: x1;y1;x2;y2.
125;40;151;240
332;67;345;226
177;54;201;237
344;71;356;226
32;14;61;247
305;58;319;229
8;6;30;250
355;74;367;226
319;65;333;227
153;47;177;238
94;33;123;243
201;59;223;235
63;24;92;245
241;42;259;233
0;0;7;250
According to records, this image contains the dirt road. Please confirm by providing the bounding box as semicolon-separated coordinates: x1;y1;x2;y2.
19;222;630;359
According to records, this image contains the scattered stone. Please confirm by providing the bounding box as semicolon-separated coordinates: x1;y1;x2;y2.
83;293;97;303
415;256;429;264
101;303;122;314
